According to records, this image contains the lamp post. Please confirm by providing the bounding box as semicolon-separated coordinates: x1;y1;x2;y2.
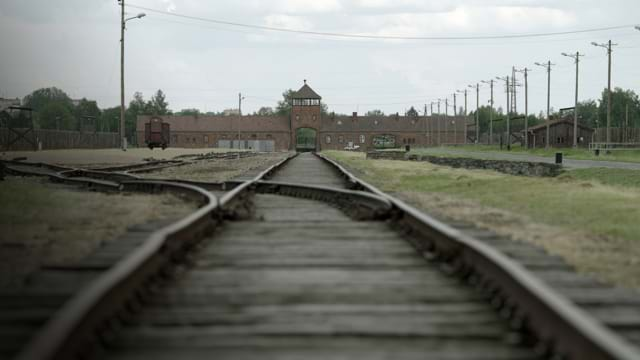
238;92;245;158
514;68;530;148
120;0;145;151
592;40;617;144
535;61;554;148
496;76;510;150
562;52;584;148
481;80;494;145
456;89;467;144
468;84;479;144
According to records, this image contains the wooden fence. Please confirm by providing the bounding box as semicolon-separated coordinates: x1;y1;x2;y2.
1;128;119;151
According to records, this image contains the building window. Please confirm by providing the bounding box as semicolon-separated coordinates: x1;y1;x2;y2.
338;135;344;143
326;135;331;144
172;135;178;144
296;115;300;120
266;134;272;139
204;135;209;143
337;120;342;125
360;135;365;143
312;115;316;121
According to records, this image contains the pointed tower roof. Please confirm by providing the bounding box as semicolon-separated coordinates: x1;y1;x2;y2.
292;80;321;100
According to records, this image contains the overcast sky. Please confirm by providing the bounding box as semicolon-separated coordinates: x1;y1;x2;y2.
1;0;639;116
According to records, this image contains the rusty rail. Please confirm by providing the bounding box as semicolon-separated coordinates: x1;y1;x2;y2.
315;152;640;360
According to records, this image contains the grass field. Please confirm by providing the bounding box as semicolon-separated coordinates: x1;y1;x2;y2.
323;150;640;289
412;144;640;163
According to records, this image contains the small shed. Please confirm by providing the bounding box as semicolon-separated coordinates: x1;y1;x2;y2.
525;118;594;148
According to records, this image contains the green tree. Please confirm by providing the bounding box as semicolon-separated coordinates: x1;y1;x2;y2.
23;87;74;129
597;87;640;128
255;106;274;116
276;89;295;117
126;92;150;145
74;98;101;131
39;102;75;130
366;109;384;116
577;99;598;128
177;108;201;116
100;106;120;132
147;89;170;116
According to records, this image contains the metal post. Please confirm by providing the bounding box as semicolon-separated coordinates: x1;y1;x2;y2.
562;52;584;148
437;99;441;145
120;0;125;150
453;93;457;116
536;61;554;148
445;98;448;145
506;76;510;150
489;81;494;145
238;92;242;158
475;84;480;143
515;68;530;148
607;40;613;144
574;55;579;148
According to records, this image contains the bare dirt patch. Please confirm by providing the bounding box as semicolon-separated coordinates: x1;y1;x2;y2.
0;176;197;289
137;152;291;182
395;191;640;290
0;148;233;167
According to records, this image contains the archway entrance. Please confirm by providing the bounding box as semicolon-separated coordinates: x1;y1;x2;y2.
295;127;317;152
296;128;317;151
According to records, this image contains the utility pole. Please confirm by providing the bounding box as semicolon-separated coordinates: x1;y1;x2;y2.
120;0;125;151
592;40;617;144
496;76;510;150
535;61;554;148
515;68;530;148
481;80;494;145
119;1;145;151
562;51;584;148
445;98;449;144
237;92;244;158
437;99;442;145
456;89;467;144
469;84;479;143
453;93;457;116
424;103;428;146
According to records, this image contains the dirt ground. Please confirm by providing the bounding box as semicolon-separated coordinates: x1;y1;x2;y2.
137;152;291;182
0;176;197;289
0;147;239;167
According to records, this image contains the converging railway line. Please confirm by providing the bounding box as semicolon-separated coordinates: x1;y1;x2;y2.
2;152;640;359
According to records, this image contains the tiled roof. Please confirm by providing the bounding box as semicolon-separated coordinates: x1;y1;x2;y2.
292;83;321;99
527;118;594;132
320;115;468;132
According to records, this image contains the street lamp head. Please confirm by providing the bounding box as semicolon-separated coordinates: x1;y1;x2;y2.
561;52;568;57
137;13;146;18
590;41;599;46
635;26;640;31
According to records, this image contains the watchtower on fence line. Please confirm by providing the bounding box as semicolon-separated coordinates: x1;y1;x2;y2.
291;80;322;151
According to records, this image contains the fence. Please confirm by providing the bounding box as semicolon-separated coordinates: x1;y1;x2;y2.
1;128;119;151
217;139;275;152
593;128;640;143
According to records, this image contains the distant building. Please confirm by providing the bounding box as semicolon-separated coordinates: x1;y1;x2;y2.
137;81;470;151
0;97;20;112
526;118;594;148
223;108;240;116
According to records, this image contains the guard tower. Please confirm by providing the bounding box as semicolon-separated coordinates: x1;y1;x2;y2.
291;80;321;151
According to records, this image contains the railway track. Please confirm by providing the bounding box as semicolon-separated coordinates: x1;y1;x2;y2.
2;152;639;359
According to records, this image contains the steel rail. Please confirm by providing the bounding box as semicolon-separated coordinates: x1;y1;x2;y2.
255;180;392;220
14;152;297;360
316;152;640;360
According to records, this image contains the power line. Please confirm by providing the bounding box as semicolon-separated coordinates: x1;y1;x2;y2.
126;4;637;41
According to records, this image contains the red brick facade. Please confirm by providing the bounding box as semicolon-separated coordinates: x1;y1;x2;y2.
136;82;471;151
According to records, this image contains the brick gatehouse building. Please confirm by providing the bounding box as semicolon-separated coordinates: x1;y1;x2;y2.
137;81;470;151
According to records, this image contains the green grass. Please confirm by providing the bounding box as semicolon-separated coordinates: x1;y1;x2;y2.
410;144;640;163
324;150;640;242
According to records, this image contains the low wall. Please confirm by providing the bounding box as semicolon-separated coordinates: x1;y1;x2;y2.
1;128;118;150
367;151;562;177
